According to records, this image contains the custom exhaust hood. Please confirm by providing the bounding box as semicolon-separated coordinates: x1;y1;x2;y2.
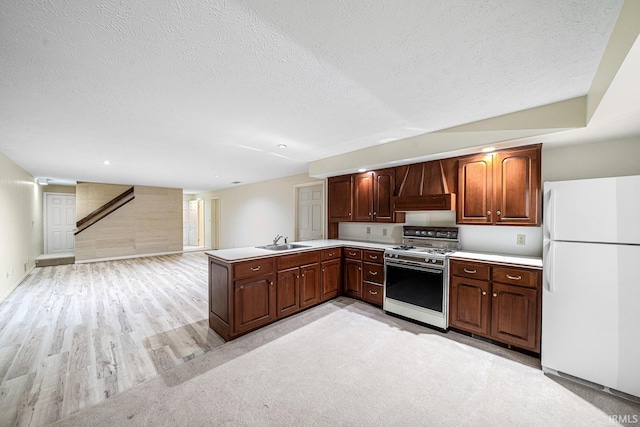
393;158;457;211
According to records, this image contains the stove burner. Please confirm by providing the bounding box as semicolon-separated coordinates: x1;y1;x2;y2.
392;245;416;250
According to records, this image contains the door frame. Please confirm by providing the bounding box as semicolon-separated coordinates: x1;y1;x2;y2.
43;192;76;254
293;181;325;242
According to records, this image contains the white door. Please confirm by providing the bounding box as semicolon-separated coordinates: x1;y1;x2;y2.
297;184;324;241
183;200;199;246
45;193;76;254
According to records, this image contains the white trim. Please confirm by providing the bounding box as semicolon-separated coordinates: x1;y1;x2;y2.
0;266;35;304
293;181;326;241
75;250;184;264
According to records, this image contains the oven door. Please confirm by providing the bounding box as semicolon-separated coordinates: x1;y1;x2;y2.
384;260;445;314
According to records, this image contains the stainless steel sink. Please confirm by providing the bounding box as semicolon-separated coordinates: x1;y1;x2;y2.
256;243;311;251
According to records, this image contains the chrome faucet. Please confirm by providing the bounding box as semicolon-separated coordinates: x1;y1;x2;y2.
273;234;283;245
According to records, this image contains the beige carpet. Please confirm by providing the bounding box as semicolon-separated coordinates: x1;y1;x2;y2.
54;298;639;426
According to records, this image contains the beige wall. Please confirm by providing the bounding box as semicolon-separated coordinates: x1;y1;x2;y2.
0;152;42;302
542;136;640;182
76;182;130;219
75;184;183;262
196;173;324;249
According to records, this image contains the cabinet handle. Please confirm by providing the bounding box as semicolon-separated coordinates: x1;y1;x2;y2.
482;291;487;295
497;210;501;216
369;255;378;259
369;212;372;216
487;211;491;216
349;252;357;256
270;282;274;286
251;266;261;272
506;274;522;280
369;271;378;275
464;268;476;274
358;267;361;271
493;292;498;297
328;252;334;256
369;290;378;295
297;275;300;279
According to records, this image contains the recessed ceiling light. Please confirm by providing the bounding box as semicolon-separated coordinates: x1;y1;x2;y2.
357;168;367;172
214;175;221;178
102;160;111;165
481;146;496;153
277;144;287;149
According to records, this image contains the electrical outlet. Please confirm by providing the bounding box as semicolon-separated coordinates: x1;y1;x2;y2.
516;234;526;245
366;226;371;234
382;228;388;237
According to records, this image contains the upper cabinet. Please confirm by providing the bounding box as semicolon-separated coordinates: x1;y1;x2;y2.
393;158;457;211
329;169;404;225
457;144;541;226
328;175;353;222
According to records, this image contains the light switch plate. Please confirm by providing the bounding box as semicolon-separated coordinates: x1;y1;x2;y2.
516;234;526;245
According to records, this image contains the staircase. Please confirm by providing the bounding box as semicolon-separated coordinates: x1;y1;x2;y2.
74;187;135;235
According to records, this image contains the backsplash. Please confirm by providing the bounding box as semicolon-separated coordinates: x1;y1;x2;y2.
337;210;543;257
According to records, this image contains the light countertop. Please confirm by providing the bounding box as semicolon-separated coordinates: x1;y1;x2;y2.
206;240;543;269
206;239;395;262
450;250;542;269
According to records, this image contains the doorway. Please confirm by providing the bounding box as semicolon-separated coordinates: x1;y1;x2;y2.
44;193;76;254
295;183;325;241
183;199;204;249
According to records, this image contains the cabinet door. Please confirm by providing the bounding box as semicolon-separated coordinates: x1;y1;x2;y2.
343;259;362;299
234;274;275;334
493;145;541;226
457;154;493;224
299;263;321;309
328;175;353;222
276;267;300;318
373;168;394;222
449;275;490;335
321;259;341;300
490;282;538;351
353;172;374;222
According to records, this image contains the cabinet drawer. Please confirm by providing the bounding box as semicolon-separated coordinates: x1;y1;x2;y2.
492;266;540;289
321;248;342;261
363;262;384;284
362;282;383;306
344;248;362;260
277;251;320;270
234;258;275;279
450;260;490;281
363;250;384;264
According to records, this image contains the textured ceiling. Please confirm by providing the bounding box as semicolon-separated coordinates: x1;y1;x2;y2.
0;0;626;192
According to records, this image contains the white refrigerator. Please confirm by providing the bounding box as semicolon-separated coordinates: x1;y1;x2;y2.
542;175;640;399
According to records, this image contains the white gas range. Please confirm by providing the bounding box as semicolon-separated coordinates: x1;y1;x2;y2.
383;226;460;331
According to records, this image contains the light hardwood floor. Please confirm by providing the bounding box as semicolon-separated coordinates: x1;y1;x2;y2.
0;252;223;426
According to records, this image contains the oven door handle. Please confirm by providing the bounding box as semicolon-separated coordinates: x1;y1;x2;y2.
385;262;443;275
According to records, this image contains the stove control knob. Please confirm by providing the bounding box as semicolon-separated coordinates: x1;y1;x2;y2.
432;259;437;264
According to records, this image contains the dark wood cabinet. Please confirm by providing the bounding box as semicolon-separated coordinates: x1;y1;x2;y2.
233;273;276;335
276;267;300;318
449;259;542;353
449;275;491;335
353;169;401;223
321;258;341;300
457;144;541;226
328;175;353;222
361;249;384;306
344;258;363;299
299;263;321;309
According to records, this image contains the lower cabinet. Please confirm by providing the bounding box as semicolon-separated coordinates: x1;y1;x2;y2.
449;259;541;353
276;267;300;318
362;250;384;306
300;263;321;309
233;273;276;335
344;258;363;298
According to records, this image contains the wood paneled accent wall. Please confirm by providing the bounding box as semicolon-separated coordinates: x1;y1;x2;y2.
75;183;182;261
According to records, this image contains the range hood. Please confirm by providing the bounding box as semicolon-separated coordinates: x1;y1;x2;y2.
393;158;457;212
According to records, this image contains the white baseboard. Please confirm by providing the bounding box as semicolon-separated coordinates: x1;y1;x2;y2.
74;251;184;264
0;266;35;304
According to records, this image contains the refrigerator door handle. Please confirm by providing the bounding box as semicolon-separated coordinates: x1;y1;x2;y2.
544;187;556;241
543;240;555;293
